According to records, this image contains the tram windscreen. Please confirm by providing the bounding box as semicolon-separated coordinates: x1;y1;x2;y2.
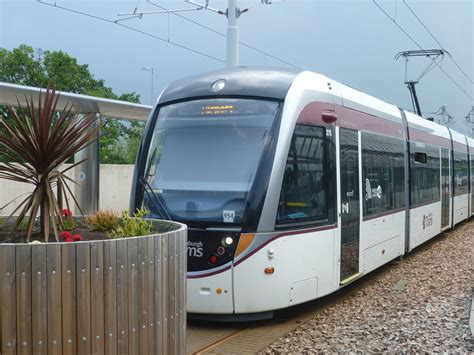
144;98;280;224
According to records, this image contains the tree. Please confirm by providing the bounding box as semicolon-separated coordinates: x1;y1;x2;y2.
0;45;145;163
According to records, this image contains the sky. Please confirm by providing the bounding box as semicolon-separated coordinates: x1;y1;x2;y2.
1;0;473;132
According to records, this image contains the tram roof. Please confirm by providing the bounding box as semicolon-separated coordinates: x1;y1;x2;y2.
158;66;301;105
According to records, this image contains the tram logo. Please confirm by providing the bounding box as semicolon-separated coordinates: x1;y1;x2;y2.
187;241;204;258
365;178;372;200
376;185;383;199
365;178;383;200
422;212;433;230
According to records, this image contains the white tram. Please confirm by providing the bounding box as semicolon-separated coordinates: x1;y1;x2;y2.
131;68;473;319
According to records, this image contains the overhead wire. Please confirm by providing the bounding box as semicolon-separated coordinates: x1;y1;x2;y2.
402;0;473;85
146;0;302;69
372;0;473;101
37;0;226;64
38;0;301;70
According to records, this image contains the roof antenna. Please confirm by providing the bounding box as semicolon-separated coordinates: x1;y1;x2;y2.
395;49;450;118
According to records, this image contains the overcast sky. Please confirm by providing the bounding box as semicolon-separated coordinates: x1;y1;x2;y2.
1;0;473;132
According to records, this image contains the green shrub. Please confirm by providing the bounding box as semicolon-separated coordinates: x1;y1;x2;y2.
86;210;120;232
108;208;153;239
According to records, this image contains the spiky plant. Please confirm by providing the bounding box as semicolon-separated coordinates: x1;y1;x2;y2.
0;87;98;242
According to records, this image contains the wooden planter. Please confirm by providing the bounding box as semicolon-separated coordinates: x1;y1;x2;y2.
0;220;187;355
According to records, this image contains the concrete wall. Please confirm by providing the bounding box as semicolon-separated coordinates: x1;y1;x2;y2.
0;164;134;216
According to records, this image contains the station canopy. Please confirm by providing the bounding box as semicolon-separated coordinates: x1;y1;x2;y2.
0;82;152;121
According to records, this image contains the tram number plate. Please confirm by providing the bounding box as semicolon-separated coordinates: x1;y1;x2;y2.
326;129;332;137
223;210;235;223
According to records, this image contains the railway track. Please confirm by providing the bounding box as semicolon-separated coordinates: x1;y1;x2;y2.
187;258;395;354
186;225;468;354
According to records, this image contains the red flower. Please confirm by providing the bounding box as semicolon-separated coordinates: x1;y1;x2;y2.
60;231;71;239
62;209;73;217
65;237;73;243
72;234;83;241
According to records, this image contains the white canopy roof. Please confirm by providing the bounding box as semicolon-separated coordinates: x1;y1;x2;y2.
0;82;153;121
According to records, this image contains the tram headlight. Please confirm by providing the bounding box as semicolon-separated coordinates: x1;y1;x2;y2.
223;236;234;246
211;79;226;92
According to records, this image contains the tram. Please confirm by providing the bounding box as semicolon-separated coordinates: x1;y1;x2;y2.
130;67;473;319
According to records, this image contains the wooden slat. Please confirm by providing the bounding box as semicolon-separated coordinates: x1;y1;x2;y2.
154;235;163;355
61;243;77;355
175;233;180;355
76;242;91;355
179;231;187;354
138;238;149;355
46;244;62;355
0;248;1;353
0;224;187;355
90;241;105;355
168;234;177;355
1;245;16;355
147;236;155;355
31;244;47;355
128;238;139;355
116;239;129;355
16;244;32;355
0;246;1;353
103;240;117;355
183;230;188;352
161;234;169;355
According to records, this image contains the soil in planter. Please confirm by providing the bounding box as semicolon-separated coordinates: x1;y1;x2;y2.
0;217;180;244
0;220;109;244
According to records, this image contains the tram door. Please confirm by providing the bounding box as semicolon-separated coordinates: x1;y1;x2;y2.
339;128;360;283
441;148;450;229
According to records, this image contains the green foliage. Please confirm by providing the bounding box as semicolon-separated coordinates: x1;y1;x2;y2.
62;218;77;231
108;208;153;239
86;210;120;232
18;218;29;232
0;45;143;164
0;87;99;242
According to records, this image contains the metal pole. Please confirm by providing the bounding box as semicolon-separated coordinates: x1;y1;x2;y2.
142;67;154;105
226;0;239;67
74;114;100;215
151;68;154;105
407;81;422;117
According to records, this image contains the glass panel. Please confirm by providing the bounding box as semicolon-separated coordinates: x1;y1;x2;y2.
340;129;360;281
144;98;280;223
410;143;440;207
441;148;450;228
362;132;405;217
454;151;469;196
276;125;327;224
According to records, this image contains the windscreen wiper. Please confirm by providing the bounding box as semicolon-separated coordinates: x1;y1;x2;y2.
139;177;172;221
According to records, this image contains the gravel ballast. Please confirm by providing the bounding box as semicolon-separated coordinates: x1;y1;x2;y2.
266;220;474;353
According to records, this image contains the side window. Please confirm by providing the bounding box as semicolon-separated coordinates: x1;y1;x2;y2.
410;143;440;206
454;151;469;196
276;125;327;225
362;132;405;217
